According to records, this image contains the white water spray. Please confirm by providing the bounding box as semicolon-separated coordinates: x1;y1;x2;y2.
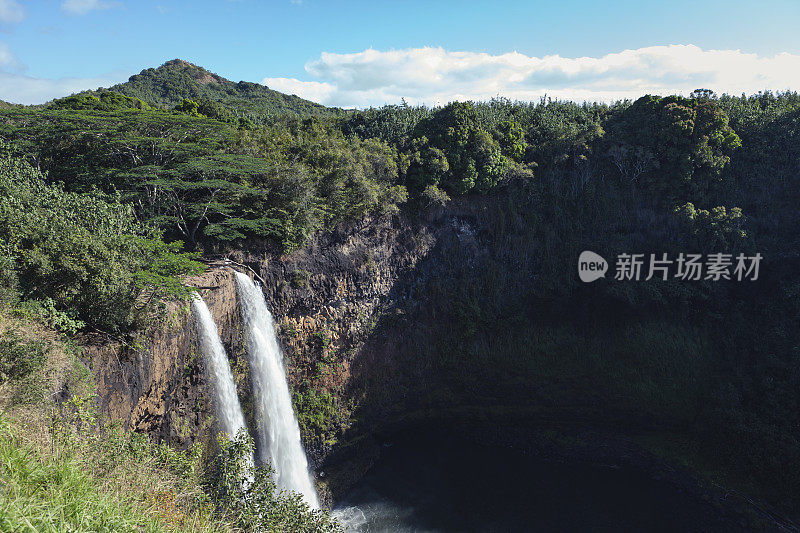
235;272;320;508
191;293;247;441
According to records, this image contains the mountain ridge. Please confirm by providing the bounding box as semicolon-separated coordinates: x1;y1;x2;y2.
106;58;337;117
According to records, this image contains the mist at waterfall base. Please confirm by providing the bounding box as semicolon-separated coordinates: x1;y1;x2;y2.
333;430;747;533
190;294;247;440
235;272;320;509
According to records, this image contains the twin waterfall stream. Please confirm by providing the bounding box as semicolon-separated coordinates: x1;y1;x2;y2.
190;295;248;442
191;272;319;509
235;272;320;508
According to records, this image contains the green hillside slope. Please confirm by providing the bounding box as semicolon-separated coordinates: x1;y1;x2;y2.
107;59;338;117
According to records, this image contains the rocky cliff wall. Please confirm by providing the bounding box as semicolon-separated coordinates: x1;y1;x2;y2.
84;268;251;449
85;188;536;466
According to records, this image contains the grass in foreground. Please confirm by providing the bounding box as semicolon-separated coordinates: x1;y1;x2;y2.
0;310;224;533
0;309;340;532
0;407;224;533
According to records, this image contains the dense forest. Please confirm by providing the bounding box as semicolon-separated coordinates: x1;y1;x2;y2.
1;59;799;530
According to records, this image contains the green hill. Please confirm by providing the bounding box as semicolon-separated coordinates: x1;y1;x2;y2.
107;58;337;117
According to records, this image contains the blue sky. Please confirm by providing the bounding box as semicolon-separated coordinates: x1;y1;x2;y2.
1;0;799;105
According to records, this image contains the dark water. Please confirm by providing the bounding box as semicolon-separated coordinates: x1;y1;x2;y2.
333;431;746;533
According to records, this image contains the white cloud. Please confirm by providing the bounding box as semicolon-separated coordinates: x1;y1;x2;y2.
264;45;800;108
0;41;20;70
61;0;120;15
0;37;126;105
262;77;335;103
0;0;23;24
0;70;130;104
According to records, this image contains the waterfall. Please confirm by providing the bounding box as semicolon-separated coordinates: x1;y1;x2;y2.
235;272;320;509
191;293;248;441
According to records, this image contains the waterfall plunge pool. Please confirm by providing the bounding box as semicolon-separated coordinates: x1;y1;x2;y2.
332;430;748;532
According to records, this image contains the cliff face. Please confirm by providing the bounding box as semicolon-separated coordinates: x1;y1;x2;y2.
236;212;434;445
85;186;537;464
86;268;250;448
83;208;431;444
230;192;533;457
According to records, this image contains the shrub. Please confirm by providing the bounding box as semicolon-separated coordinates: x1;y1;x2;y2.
0;331;46;382
204;430;341;532
14;298;86;335
420;184;451;208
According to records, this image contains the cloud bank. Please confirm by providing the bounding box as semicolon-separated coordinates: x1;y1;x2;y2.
0;70;130;105
263;45;800;108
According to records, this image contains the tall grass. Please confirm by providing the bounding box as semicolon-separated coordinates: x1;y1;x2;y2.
0;310;228;533
0;408;227;533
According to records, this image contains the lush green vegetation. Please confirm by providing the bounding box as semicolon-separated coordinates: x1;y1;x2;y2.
0;104;405;254
205;431;341;532
0;408;213;532
0;143;203;332
402;101;510;195
0;310;338;532
50;91;153;112
1;57;800;522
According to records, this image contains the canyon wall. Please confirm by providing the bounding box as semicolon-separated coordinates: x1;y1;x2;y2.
85;268;248;448
84;187;538;466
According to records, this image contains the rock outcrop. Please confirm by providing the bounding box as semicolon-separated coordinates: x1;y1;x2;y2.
85;268;250;448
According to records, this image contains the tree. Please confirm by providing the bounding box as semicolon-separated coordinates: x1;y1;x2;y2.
674;202;748;251
606;94;741;204
0;143;202;331
494;119;527;162
174;99;204;117
405;102;509;195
